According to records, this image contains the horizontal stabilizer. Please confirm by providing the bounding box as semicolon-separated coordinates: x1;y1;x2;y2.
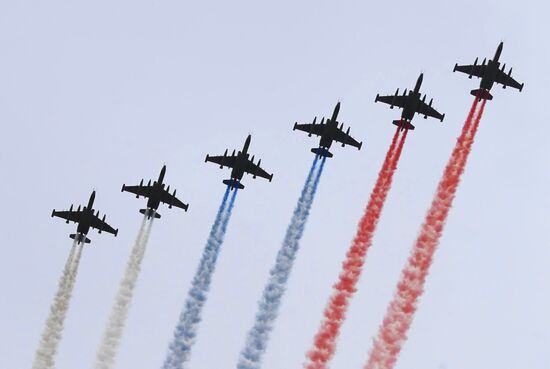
70;233;91;244
140;208;161;219
392;120;415;131
311;147;333;158
470;88;493;101
223;179;245;190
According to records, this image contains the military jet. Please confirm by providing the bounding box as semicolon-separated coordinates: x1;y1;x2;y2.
375;73;445;131
293;102;362;158
205;134;273;190
51;191;118;244
453;41;524;101
121;165;188;219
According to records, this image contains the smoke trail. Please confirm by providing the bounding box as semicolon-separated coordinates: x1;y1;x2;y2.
365;99;485;369
32;241;85;369
304;127;408;369
237;155;326;369
93;215;154;369
163;186;237;369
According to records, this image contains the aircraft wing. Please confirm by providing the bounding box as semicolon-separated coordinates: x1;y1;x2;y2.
454;63;487;79
293;120;326;137
160;189;189;211
375;95;408;109
494;69;523;90
415;100;445;121
333;126;362;148
52;209;84;223
122;184;152;198
245;160;273;181
90;214;118;236
205;154;237;169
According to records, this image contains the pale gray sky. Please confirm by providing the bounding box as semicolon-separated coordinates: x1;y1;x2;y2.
1;1;548;369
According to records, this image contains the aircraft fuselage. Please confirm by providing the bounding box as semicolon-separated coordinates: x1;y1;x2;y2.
229;135;251;181
479;42;504;92
145;165;167;211
75;191;96;236
400;74;424;121
319;102;341;149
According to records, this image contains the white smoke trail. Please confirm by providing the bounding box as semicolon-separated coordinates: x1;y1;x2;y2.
32;240;84;369
237;156;326;369
162;187;237;369
93;215;154;369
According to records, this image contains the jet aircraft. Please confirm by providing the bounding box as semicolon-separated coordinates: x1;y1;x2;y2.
375;73;445;131
51;191;118;244
453;41;524;100
122;165;189;219
293;102;362;158
205;134;273;190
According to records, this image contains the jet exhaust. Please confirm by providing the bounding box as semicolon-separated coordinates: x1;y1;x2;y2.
162;185;238;369
237;155;326;369
364;98;485;369
32;241;84;369
93;215;154;369
304;126;408;369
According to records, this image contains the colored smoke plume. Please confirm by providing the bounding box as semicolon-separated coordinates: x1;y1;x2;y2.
365;99;485;369
163;186;237;369
237;155;326;369
304;127;407;369
32;241;84;369
93;215;154;369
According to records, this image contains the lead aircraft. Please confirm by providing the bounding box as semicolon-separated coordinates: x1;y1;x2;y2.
453;41;524;100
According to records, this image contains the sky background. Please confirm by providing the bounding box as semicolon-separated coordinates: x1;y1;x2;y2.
1;1;548;369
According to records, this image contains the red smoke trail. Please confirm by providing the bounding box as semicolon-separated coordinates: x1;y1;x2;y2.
365;98;486;369
304;127;408;369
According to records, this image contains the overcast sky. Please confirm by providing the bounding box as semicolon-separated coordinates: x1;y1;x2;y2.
1;1;548;369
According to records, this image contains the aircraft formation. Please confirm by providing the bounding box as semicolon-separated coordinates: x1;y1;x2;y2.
37;42;523;369
50;42;523;244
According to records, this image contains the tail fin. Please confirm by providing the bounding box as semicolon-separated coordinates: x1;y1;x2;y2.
392;120;415;131
470;88;493;101
311;147;333;158
140;209;161;219
223;179;245;190
70;233;91;244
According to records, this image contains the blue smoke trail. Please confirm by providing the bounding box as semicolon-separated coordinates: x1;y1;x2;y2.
237;155;327;369
163;186;237;369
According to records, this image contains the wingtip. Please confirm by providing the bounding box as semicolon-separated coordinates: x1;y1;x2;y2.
51;209;55;217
